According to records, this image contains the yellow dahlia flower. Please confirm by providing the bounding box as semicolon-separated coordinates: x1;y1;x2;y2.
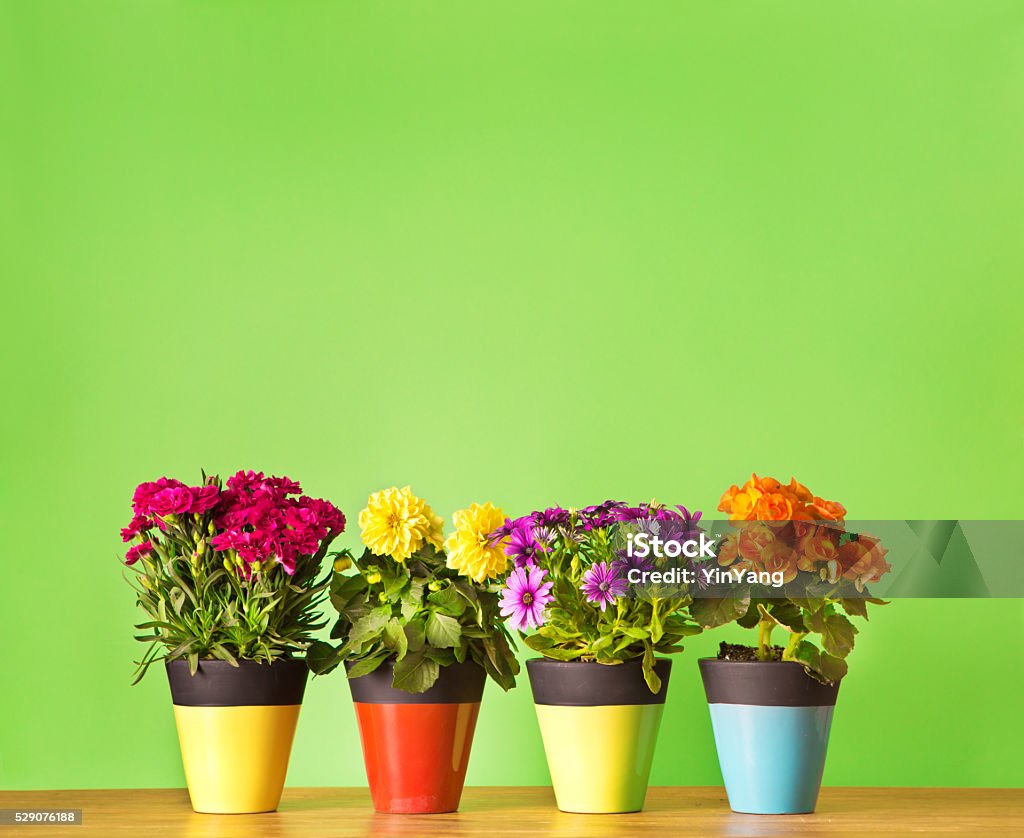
424;503;446;551
358;486;432;562
444;502;510;582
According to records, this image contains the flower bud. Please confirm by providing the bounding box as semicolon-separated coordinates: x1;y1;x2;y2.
234;554;244;568
377;592;388;604
251;561;262;573
333;556;352;573
208;520;216;536
223;558;233;573
427;580;443;592
366;571;381;585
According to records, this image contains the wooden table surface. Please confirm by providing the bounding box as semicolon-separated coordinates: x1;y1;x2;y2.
2;787;1021;837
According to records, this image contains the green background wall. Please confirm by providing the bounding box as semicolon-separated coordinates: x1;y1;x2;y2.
2;1;1022;791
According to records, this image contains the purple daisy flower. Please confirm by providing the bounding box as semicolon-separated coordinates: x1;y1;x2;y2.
581;500;624;515
532;526;556;549
612;503;654;522
579;500;627;529
488;515;533;546
505;524;543;567
499;565;554;632
580;561;628;611
686;557;711;590
558;524;586;545
676;506;703;527
531;506;571;527
612;549;655;578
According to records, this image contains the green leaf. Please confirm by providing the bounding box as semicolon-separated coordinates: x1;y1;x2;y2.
816;650;850;682
305;640;341;675
537;646;585;661
661;616;702;636
840;598;869;619
736;600;761;629
522;633;555;652
763;600;806;633
382;619;409;661
791;639;849;684
425;612;462;648
329;573;367;612
424;647;456;667
391;652;440;693
691;596;751;628
641;644;661;693
346;652;388;679
649;608;664;644
427;585;465;617
619;625;650;640
348;606;392;648
400;579;425;621
807;607;858;658
404;620;426;652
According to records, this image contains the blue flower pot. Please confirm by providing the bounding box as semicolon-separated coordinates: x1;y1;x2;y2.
699;659;840;815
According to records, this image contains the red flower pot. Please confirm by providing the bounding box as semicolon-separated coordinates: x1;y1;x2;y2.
348;659;485;814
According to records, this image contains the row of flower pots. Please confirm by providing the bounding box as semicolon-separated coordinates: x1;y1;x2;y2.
122;471;889;816
165;654;836;816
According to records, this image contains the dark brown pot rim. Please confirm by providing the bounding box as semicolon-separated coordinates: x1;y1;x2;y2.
347;658;486;704
165;658;308;707
526;657;672;706
698;658;840;707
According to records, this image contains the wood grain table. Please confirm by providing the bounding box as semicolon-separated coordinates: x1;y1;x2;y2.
2;787;1021;837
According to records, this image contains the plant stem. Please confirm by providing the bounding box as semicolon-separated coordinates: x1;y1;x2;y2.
784;631;806;661
757;618;774;661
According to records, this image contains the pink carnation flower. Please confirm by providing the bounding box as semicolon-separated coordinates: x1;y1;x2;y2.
188;484;221;514
125;541;154;565
150;486;194;516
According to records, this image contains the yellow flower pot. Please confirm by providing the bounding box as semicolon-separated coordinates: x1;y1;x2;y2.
166;659;307;814
527;658;671;814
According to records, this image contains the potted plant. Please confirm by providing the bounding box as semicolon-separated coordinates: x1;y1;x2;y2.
307;486;518;814
492;501;703;814
696;474;891;815
121;470;345;814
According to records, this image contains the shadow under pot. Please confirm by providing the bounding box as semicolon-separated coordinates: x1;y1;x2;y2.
698;659;840;815
347;659;486;814
527;658;671;814
166;658;307;814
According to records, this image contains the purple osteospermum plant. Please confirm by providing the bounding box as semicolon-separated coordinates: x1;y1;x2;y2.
492;501;703;693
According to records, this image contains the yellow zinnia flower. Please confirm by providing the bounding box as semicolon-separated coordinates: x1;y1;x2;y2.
358;486;432;562
444;502;510;583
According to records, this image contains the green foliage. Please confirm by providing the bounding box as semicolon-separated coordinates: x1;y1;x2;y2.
125;502;335;684
695;579;886;684
307;545;519;693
